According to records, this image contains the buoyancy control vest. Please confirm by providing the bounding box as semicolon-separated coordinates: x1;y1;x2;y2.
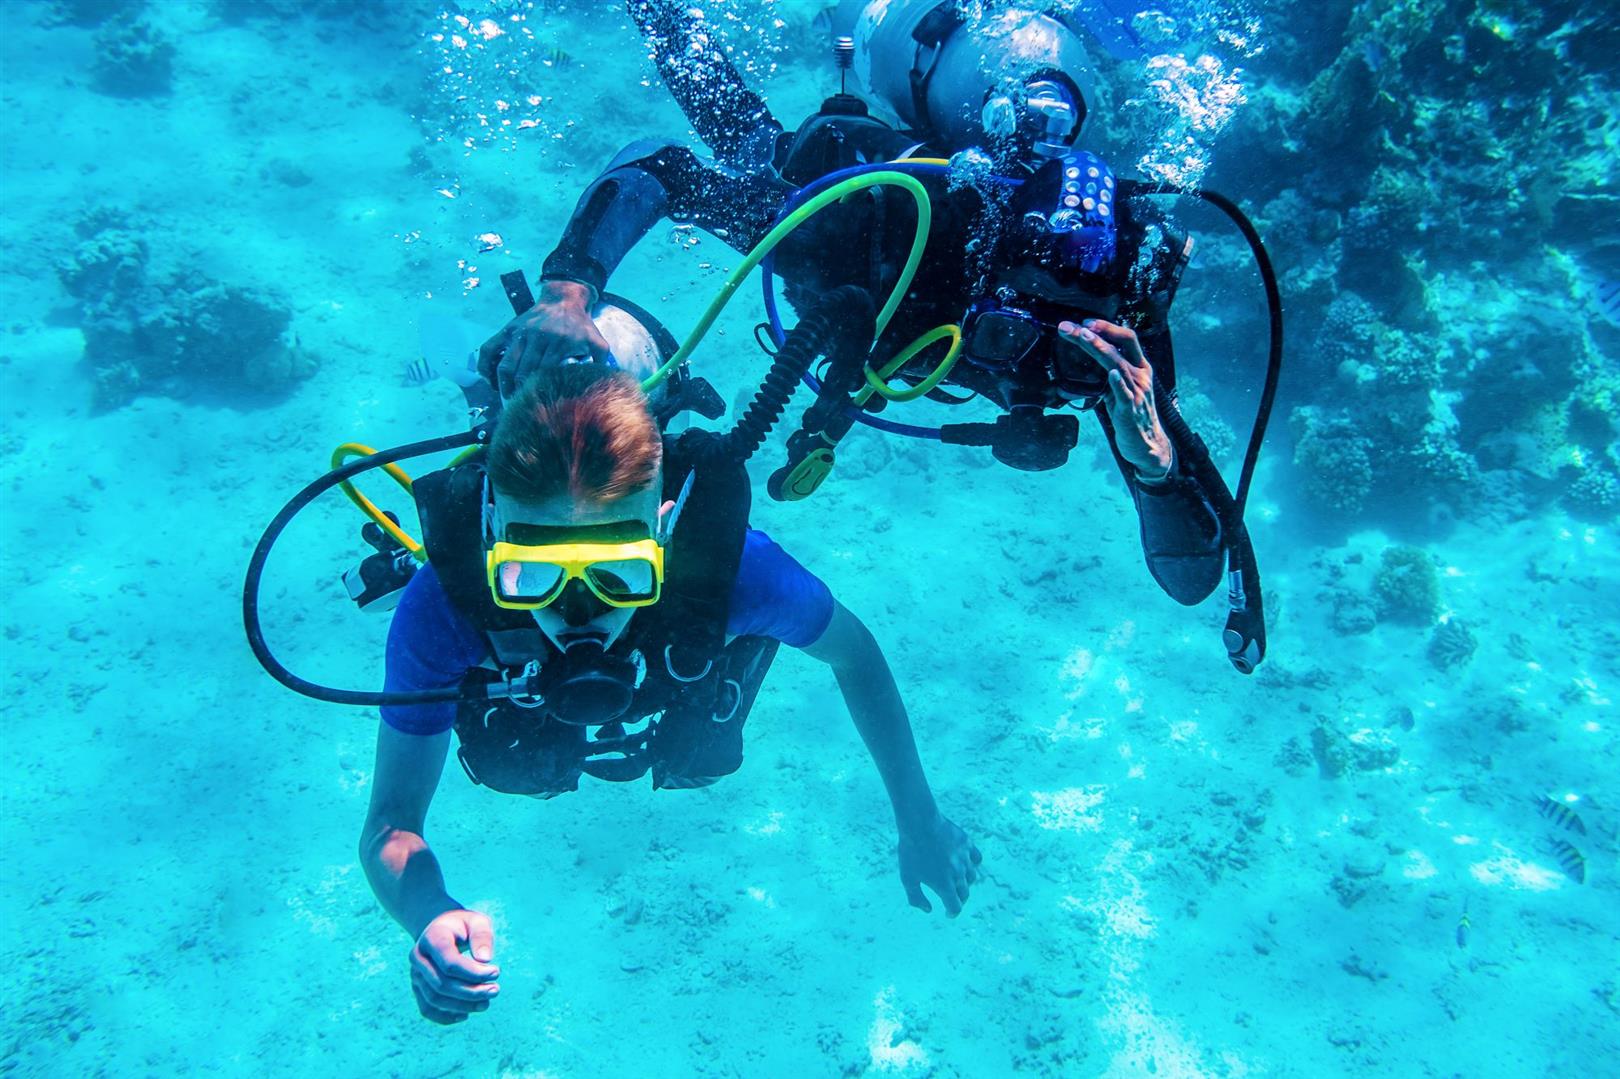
410;430;780;797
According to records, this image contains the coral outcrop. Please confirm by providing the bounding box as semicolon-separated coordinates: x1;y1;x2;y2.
1206;0;1619;536
1426;619;1477;670
1371;545;1440;625
57;212;316;409
91;19;175;98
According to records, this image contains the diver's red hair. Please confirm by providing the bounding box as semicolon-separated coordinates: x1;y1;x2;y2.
487;364;661;505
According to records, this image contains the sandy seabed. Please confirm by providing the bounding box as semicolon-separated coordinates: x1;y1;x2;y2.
2;2;1616;1076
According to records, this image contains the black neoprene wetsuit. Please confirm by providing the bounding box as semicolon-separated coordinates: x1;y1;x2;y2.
539;0;1227;607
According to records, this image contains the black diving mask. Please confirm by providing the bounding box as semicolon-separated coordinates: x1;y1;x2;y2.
960;300;1109;398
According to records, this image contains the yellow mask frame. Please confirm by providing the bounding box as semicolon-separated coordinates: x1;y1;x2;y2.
485;537;666;610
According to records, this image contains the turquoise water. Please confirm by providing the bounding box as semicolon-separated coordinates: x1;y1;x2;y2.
2;1;1616;1075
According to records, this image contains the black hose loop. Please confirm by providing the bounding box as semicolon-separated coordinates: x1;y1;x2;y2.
1156;382;1266;672
242;429;492;706
1117;179;1283;516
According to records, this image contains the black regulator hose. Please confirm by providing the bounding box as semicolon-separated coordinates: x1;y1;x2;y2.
241;428;536;707
1117;180;1282;516
1156;383;1267;673
723;285;875;463
1114;179;1280;672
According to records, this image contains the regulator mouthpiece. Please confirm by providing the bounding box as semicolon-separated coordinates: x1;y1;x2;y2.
536;640;638;726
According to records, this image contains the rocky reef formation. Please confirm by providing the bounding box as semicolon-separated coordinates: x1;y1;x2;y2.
1206;0;1620;531
57;211;316;409
90;17;175;97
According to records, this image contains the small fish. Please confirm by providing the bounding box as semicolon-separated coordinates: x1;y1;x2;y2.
413;311;488;389
1535;793;1587;835
1550;838;1587;884
1455;902;1470;949
401;357;438;388
1596;279;1620;327
544;48;572;68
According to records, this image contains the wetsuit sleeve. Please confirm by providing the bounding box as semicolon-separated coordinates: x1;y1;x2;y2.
725;529;836;648
626;0;781;169
541;0;791;293
380;563;487;736
1093;322;1226;606
541;141;788;295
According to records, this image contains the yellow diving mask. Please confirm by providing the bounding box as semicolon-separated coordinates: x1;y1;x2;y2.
486;530;664;611
482;473;691;611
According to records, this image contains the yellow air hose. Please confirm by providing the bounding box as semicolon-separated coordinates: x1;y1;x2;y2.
858;323;962;403
331;443;426;559
642;170;936;391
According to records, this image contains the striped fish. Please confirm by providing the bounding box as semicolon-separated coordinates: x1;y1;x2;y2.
1550;839;1587;884
1534;793;1587;835
1455;902;1470;949
401;356;438;388
1597;279;1620;328
409;312;487;390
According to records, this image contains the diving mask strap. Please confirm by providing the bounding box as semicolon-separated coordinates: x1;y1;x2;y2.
480;473;495;546
659;469;697;544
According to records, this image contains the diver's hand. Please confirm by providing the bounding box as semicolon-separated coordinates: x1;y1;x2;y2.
478;278;611;400
409;908;500;1024
897;813;981;917
1058;319;1175;483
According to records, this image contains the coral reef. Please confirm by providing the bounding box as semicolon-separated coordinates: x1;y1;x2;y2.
1172;378;1237;463
1565;451;1620;522
1426;618;1477;670
1371;545;1440;625
90;18;175;98
1287;289;1479;518
57;213;315;409
1207;0;1620;536
1273;735;1314;777
1331;841;1390;909
1329;585;1377;636
1290;407;1374;515
1308;719;1402;779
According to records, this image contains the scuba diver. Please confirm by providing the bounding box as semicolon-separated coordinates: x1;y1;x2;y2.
242;289;980;1025
482;0;1279;673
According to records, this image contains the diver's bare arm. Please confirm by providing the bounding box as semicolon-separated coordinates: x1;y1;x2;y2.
358;726;463;938
800;602;940;833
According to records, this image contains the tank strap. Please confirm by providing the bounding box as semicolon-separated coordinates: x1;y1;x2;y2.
907;4;964;130
639;430;752;674
412;463;534;637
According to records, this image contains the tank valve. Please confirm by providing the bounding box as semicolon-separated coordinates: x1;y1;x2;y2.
834;34;854;93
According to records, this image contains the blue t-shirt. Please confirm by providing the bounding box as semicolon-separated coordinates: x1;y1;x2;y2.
381;528;834;735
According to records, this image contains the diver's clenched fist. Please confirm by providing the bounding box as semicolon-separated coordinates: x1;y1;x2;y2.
478;279;611;400
409;908;500;1024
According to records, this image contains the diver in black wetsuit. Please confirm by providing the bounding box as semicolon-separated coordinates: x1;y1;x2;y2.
482;0;1269;672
